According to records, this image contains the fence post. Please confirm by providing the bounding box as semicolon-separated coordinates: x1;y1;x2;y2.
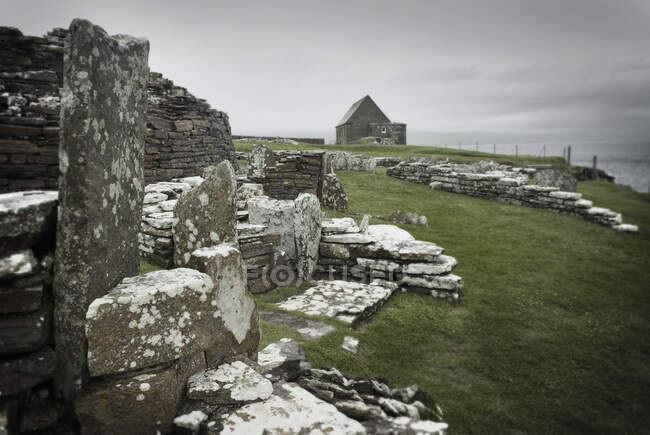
592;155;598;179
567;145;572;165
493;143;496;154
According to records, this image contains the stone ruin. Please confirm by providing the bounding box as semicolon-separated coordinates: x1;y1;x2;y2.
0;18;452;435
0;26;236;193
387;160;639;232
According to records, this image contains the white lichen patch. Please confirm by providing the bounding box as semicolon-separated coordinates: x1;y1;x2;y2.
187;361;272;404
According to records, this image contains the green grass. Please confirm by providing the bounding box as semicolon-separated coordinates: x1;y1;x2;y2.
234;139;567;167
139;260;161;274
258;171;650;433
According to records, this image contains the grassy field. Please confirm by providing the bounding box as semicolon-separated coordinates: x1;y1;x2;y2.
257;171;650;433
140;164;650;433
234;140;567;168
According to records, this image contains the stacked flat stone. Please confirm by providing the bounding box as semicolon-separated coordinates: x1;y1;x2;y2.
388;162;638;232
0;27;65;193
145;72;237;183
0;191;62;432
247;144;329;200
139;181;192;267
316;218;463;302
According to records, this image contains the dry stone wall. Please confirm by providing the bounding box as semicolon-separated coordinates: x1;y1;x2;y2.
0;26;236;193
0;191;62;433
388;161;639;232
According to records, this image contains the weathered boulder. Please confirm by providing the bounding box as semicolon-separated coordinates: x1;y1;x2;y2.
321;217;360;234
219;383;365;434
75;351;205;435
322;173;348;212
389;210;428;226
257;338;312;374
86;268;214;376
0;191;57;253
185;244;259;364
248;144;275;179
0;250;38;280
248;196;296;261
293;193;322;280
186;361;273;405
319;242;350;259
54;18;149;399
173;161;237;266
534;169;578;192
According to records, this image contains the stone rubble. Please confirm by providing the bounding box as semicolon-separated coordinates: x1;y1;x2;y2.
388;161;638;232
389;210;428;227
330;151;377;173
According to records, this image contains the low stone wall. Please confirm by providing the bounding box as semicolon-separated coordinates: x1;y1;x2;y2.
233;135;325;145
329;151;377;173
0;191;61;432
247;144;329;201
387;162;638;232
317;218;463;301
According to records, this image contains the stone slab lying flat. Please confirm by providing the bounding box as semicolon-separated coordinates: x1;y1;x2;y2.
277;280;397;326
321;217;360;234
219;383;365;435
259;311;336;341
187;361;273;405
85;268;215;376
0;190;57;253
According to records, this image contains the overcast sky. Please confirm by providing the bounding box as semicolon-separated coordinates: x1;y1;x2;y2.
4;0;650;145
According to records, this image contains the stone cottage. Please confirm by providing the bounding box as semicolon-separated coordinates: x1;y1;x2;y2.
335;95;406;145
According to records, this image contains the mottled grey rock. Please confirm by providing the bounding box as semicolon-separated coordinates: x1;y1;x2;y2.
277;280;397;325
319;242;350;259
248;196;296;261
85;268;214;376
0;250;38;280
322;173;348;212
219;383;365;435
321;217;359;234
186;361;273;405
0;305;50;355
321;233;374;244
173;161;237;266
359;215;370;233
389;210;428;226
17;396;64;433
0;191;57;253
0;347;56;395
293;193;322;280
0;285;43;314
400;273;463;291
257;338;311;373
75;351;205;435
54;18;149;399
534;169;578;192
342;336;359;354
173;410;208;433
236;183;264;210
185;244;259;364
259;311;336;341
403;255;457;275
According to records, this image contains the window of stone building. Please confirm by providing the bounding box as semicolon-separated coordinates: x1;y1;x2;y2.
381;126;387;134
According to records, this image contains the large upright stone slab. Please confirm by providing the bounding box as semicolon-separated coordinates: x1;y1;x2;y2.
173;161;237;266
248;196;297;261
293;193;321;280
53;19;149;400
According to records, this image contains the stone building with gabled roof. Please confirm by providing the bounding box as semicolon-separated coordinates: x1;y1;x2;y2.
335;95;406;145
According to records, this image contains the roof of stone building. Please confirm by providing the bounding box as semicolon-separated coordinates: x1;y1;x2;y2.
336;94;390;127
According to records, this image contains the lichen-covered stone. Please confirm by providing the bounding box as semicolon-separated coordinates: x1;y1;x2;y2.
293;193;322;280
75;351;205;435
259;311;336;341
85;269;214;376
219;383;365;435
257;338;312;374
0;191;57;253
0;250;38;280
389;210;428;226
277;280;397;325
319;242;350;259
322;173;348;212
173;161;237;266
321;217;360;234
185;243;259;362
236;183;264;210
534;169;578;192
186;360;273;405
54;18;149;399
248;196;296;261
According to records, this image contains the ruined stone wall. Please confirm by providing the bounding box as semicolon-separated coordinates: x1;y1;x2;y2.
233;135;324;145
387;162;638;232
0;191;62;432
145;72;236;183
0;27;65;192
247;145;328;201
0;27;236;193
